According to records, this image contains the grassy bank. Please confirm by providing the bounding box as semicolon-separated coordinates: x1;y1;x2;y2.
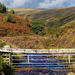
0;55;14;75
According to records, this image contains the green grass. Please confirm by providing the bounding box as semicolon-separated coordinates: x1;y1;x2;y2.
0;40;6;48
0;55;14;75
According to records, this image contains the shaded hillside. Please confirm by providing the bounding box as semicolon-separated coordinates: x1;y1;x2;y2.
0;13;34;36
55;20;75;48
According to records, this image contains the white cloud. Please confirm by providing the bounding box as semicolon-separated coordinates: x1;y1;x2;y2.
38;0;68;8
11;0;32;8
0;0;75;9
0;0;32;8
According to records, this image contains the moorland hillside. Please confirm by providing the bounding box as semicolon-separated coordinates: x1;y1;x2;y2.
0;3;75;48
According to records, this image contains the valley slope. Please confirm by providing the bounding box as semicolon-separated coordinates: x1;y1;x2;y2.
0;6;75;48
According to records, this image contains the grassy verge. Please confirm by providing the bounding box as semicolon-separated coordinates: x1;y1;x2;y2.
0;55;14;75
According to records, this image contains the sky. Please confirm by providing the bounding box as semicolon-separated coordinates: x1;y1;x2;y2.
0;0;75;9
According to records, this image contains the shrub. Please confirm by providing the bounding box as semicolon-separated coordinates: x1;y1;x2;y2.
25;17;31;27
31;24;44;35
7;14;13;22
31;20;45;35
0;55;14;75
10;9;15;14
0;41;6;48
3;16;9;22
3;14;13;22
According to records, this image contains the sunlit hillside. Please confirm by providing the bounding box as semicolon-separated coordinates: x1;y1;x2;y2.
0;6;75;48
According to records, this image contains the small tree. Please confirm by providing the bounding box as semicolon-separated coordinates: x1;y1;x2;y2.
0;2;6;13
10;9;15;14
2;4;6;13
31;20;44;35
